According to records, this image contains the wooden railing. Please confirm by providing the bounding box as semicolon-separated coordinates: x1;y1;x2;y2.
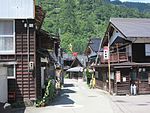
101;52;128;63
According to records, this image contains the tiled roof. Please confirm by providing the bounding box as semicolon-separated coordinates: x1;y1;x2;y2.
110;18;150;38
89;38;101;52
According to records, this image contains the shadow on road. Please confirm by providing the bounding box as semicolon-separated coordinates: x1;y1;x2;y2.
64;83;74;88
113;100;127;103
0;103;10;113
50;84;76;106
62;89;76;94
0;102;25;113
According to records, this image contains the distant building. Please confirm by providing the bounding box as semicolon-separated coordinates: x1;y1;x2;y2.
84;38;102;66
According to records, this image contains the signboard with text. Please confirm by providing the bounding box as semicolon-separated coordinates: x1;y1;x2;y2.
103;46;109;60
116;71;121;82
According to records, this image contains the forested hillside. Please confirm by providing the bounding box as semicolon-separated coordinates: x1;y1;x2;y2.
111;0;150;12
38;0;150;54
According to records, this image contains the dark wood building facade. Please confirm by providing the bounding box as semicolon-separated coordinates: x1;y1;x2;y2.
94;18;150;95
0;4;61;102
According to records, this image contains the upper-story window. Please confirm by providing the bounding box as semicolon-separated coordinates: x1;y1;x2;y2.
0;20;15;54
145;44;150;56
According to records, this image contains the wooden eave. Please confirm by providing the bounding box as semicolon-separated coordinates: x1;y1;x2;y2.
38;29;59;41
70;57;83;68
102;22;128;47
93;62;150;68
84;39;93;55
84;46;92;56
35;5;46;30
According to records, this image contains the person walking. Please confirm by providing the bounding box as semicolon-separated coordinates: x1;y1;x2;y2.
90;74;96;89
130;82;137;95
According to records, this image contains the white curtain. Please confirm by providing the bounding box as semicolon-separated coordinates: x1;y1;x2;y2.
0;21;13;35
0;20;13;51
0;37;13;50
145;44;150;56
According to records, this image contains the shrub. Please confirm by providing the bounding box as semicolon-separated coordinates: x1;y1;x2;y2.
35;79;55;107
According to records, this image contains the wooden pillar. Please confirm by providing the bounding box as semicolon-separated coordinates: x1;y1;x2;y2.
116;44;119;63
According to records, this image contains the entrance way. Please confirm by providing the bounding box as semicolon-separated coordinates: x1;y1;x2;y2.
0;66;7;103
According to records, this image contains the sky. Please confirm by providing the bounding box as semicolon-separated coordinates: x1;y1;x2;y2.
119;0;150;3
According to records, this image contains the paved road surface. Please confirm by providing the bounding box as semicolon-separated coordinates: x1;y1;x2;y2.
111;95;150;113
12;79;150;113
24;79;115;113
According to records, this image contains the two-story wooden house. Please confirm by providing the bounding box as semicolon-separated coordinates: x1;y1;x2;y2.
94;18;150;95
0;1;61;103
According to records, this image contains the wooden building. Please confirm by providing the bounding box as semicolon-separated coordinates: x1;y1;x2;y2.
84;38;101;65
84;38;103;88
0;1;61;103
94;18;150;95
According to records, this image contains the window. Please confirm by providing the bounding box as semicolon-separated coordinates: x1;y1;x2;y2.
140;72;148;81
7;65;16;79
0;20;15;54
130;70;137;81
145;44;150;56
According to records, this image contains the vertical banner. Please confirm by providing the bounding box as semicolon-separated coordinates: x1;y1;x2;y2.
103;46;109;60
116;71;121;82
148;73;150;84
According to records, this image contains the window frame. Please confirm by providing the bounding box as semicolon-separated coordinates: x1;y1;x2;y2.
0;20;15;54
7;64;16;79
145;44;150;56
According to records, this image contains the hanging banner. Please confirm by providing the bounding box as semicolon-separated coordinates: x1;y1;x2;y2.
148;73;150;84
116;71;121;82
123;77;126;82
103;46;109;60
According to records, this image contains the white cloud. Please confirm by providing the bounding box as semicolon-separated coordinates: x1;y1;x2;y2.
120;0;150;3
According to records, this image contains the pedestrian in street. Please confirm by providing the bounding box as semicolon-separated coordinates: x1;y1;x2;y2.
92;73;96;88
130;83;133;95
130;82;137;95
90;73;96;89
133;83;137;95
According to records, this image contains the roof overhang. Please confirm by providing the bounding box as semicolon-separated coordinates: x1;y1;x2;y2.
93;62;150;68
110;36;132;46
0;61;17;66
35;6;46;30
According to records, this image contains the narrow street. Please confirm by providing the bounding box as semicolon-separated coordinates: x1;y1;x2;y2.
24;79;116;113
11;78;150;113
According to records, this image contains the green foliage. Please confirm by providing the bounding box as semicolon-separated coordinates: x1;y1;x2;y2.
36;79;55;107
39;0;150;54
86;68;92;79
111;1;150;12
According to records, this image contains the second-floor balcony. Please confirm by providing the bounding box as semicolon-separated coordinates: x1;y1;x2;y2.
101;52;129;63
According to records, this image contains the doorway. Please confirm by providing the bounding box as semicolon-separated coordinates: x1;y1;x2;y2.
0;66;7;103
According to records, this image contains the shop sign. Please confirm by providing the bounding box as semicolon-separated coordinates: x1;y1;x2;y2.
116;71;121;82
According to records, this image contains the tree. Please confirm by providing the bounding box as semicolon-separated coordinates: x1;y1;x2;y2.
39;0;150;54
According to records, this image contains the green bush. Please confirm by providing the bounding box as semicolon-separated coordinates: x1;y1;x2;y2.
36;79;55;107
86;68;92;79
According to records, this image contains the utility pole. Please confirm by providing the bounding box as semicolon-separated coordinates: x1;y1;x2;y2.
103;32;111;94
108;32;111;94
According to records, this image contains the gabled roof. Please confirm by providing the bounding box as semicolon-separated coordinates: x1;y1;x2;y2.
70;57;83;68
110;18;150;38
89;38;101;52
